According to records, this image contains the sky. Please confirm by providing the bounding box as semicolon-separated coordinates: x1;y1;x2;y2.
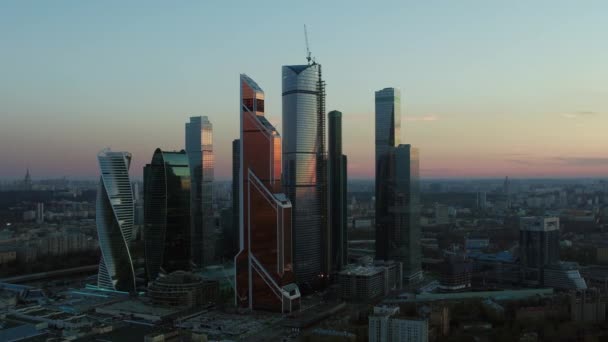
1;1;608;180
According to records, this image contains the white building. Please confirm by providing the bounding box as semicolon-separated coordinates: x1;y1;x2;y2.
369;306;428;342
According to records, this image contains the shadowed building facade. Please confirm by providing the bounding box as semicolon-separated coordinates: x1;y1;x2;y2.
185;116;214;267
235;74;300;312
230;139;240;259
328;110;348;275
96;149;136;292
144;149;192;282
282;63;327;290
375;88;422;284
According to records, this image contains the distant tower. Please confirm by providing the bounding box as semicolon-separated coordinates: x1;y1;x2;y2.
35;203;44;224
23;169;32;191
504;176;511;209
328;110;348;274
282;62;327;290
231;139;240;259
96;149;136;292
375;88;422;284
235;74;300;312
144;149;191;281
185;116;215;267
520;216;560;284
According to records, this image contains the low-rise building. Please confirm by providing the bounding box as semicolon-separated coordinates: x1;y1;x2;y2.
338;260;402;302
369;306;428;342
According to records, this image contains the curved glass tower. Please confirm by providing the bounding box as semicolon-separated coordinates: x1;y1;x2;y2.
282;63;327;290
96;149;136;292
144;148;191;282
235;74;300;312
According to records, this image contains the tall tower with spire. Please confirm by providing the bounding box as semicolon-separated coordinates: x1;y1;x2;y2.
23;169;32;191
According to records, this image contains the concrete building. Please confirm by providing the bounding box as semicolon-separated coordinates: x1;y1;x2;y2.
369;306;428;342
570;289;606;322
337;260;402;302
543;262;587;290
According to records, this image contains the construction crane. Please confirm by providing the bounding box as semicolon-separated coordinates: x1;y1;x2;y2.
304;24;312;64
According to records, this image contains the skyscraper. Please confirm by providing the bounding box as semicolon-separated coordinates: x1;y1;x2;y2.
328;110;348;274
230;139;240;259
185;116;214;267
144;148;191;281
282;63;327;289
96;149;136;292
393;145;422;282
375;88;422;283
375;88;400;265
235;74;300;312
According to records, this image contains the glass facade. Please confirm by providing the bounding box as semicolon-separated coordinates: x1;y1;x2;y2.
375;88;422;283
144;149;191;282
393;145;422;281
230;139;240;259
235;74;300;312
185;116;215;267
96;149;136;292
282;64;327;290
328;110;348;274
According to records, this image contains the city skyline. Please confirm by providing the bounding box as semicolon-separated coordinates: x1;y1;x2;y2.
2;1;608;180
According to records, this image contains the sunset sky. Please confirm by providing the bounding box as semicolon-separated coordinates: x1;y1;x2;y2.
1;1;608;180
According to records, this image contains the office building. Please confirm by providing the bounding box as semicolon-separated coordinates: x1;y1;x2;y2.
338;260;402;302
235;74;300;312
185;116;214;267
144;149;191;281
282;62;327;289
543;262;587;290
96;149;136;292
369;306;428;342
519;216;560;284
328;110;347;275
375;97;423;285
230;139;240;259
375;88;422;284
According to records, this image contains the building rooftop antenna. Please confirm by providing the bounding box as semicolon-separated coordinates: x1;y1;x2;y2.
304;24;312;64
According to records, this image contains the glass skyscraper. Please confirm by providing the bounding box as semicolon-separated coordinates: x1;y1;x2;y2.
375;89;422;283
235;74;300;312
375;88;400;263
144;148;191;281
96;149;136;292
185;116;214;267
230;139;240;259
282;63;327;290
393;145;422;282
328;110;348;274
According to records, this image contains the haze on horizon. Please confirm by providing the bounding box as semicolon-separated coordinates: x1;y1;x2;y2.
1;1;608;181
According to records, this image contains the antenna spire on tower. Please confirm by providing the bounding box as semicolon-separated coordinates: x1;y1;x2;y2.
304;24;311;64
